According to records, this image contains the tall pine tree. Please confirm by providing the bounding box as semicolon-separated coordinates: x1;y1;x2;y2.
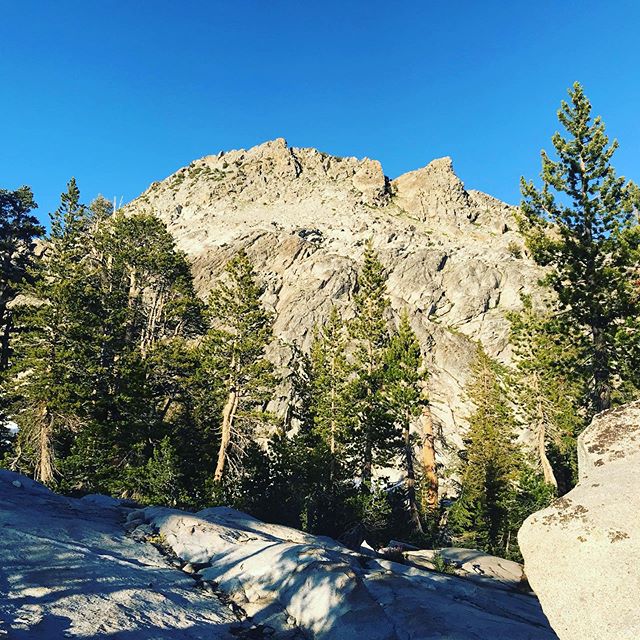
449;345;519;555
509;296;583;493
308;305;355;483
521;82;640;414
0;186;43;373
6;179;96;484
383;310;428;532
203;250;275;485
349;240;393;484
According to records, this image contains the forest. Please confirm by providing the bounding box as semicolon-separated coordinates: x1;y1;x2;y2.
1;83;639;561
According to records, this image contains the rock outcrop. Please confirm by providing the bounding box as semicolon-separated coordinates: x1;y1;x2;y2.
135;504;557;639
0;470;558;639
0;470;237;638
518;401;640;640
125;139;543;470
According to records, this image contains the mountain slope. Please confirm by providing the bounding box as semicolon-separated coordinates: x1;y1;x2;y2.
125;138;543;462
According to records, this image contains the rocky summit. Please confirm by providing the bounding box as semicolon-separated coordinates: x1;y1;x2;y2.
125;138;544;462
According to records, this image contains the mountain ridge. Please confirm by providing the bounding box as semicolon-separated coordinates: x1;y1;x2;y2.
124;138;544;468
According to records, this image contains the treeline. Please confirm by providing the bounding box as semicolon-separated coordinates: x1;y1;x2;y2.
1;83;639;560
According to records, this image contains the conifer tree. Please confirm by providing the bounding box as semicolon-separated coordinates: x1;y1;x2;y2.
5;180;203;495
7;179;96;484
509;297;584;492
449;345;519;555
0;186;43;373
383;310;427;531
309;305;354;482
63;210;203;494
521;82;640;414
203;250;275;484
350;240;393;484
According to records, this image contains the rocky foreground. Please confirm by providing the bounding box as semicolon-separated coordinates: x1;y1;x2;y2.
0;470;555;639
519;400;640;640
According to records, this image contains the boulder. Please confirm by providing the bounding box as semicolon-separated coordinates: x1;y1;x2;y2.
406;547;529;592
519;400;640;640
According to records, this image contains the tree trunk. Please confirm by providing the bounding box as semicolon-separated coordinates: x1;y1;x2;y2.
537;415;558;489
533;373;558;489
420;405;438;513
592;326;611;413
35;404;55;485
404;421;423;533
0;304;11;372
214;390;239;483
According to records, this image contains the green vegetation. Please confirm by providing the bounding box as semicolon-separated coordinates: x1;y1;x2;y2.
521;81;640;416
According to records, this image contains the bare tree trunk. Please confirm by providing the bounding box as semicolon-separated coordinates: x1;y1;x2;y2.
214;390;239;483
404;421;423;533
420;405;438;513
532;372;558;489
35;404;55;485
537;419;558;489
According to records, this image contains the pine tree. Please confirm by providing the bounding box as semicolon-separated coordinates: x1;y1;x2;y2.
308;306;355;483
0;186;43;373
383;310;428;532
350;240;393;484
63;210;203;495
521;82;640;415
449;345;520;555
6;179;96;484
509;296;584;492
5;180;204;496
203;250;275;485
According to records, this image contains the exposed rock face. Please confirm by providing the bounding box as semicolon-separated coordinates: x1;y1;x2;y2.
126;138;542;466
518;401;640;640
0;470;557;639
0;470;237;638
136;504;557;639
405;547;529;592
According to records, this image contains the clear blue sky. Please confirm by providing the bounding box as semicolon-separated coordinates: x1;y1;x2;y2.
2;1;639;225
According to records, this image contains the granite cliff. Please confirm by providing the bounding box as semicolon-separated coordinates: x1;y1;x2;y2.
125;138;544;468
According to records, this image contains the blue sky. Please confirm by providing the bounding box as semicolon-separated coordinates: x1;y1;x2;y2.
2;1;639;225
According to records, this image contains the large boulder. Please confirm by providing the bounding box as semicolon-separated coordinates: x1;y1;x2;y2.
519;400;640;640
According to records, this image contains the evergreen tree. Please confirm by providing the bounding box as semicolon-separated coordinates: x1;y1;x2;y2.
203;250;275;485
521;82;640;414
449;345;520;555
383;310;427;532
62;210;203;495
509;296;584;492
350;240;393;484
6;179;96;484
5;180;204;495
308;305;355;483
0;186;43;373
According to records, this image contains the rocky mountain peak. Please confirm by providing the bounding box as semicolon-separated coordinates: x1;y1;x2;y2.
127;140;541;465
